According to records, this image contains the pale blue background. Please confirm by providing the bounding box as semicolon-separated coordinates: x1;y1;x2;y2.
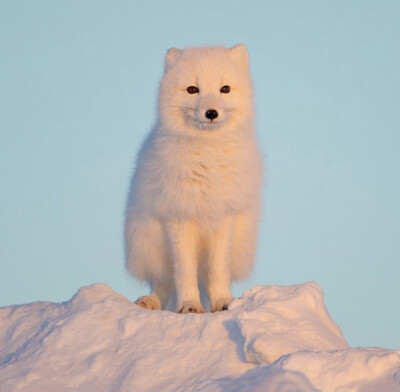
1;1;399;348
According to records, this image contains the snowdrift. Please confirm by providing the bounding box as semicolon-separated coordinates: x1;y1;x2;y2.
0;282;399;392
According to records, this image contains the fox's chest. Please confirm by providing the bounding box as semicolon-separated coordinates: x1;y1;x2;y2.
140;134;261;219
164;147;244;188
159;146;257;212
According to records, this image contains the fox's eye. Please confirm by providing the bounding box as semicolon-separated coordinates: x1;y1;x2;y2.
220;85;230;94
187;86;199;94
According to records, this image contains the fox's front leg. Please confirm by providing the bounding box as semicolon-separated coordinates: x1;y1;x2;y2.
165;220;204;314
206;215;234;312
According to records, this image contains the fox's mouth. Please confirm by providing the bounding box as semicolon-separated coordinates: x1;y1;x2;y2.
185;112;224;130
196;120;222;130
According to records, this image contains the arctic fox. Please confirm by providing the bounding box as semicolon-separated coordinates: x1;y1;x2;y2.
125;44;262;313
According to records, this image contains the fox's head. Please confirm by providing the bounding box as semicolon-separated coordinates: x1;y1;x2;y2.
159;44;253;134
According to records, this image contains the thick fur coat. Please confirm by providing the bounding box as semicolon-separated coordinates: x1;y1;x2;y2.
125;44;263;313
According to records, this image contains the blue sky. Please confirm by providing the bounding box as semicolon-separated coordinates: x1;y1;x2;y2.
1;1;399;348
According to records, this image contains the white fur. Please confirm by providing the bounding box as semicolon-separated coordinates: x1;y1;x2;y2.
125;44;263;313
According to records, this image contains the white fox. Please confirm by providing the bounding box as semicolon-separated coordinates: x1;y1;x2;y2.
124;44;263;313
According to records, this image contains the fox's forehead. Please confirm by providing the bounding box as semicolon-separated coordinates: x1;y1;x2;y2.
167;49;243;87
181;47;230;64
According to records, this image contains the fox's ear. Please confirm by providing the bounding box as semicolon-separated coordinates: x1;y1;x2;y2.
165;47;183;70
229;44;249;69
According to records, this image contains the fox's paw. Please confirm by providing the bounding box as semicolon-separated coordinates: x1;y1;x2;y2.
210;297;233;313
135;295;161;310
178;301;205;314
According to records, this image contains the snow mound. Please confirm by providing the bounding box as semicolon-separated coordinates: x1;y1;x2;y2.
232;283;347;363
0;283;399;392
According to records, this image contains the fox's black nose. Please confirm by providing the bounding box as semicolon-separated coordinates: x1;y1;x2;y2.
205;109;218;121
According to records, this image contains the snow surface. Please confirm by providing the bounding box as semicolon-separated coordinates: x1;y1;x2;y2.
0;282;399;392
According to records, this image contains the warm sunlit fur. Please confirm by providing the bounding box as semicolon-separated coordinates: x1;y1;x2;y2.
125;44;263;313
